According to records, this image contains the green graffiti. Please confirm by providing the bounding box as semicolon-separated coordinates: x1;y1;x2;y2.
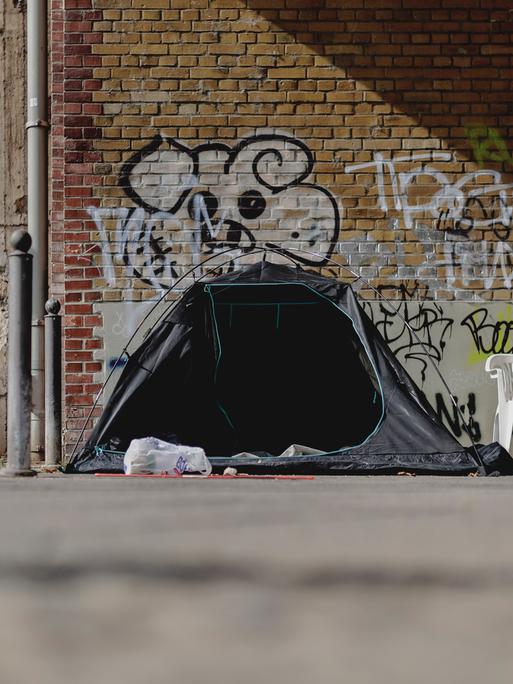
465;126;513;168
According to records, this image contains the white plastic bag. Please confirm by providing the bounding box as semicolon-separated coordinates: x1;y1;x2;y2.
124;437;212;477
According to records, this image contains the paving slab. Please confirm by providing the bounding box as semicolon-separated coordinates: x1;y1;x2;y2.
0;475;512;684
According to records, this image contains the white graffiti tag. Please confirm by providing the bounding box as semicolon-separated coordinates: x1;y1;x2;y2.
345;152;513;234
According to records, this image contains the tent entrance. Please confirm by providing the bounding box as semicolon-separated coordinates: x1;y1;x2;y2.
206;283;383;456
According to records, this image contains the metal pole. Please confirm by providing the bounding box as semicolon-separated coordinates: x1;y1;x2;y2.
2;230;37;477
44;299;61;466
27;0;49;459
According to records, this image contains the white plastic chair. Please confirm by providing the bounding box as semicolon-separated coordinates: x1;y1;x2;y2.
485;354;513;454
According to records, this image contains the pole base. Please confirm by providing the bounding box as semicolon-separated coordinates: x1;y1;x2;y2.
40;464;59;473
0;467;38;477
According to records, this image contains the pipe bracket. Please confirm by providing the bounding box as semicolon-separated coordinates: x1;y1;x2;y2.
25;120;49;130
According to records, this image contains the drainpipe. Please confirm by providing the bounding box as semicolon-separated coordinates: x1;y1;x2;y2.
26;0;48;459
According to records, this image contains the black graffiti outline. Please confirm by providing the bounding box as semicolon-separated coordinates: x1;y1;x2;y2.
118;133;340;267
223;134;314;192
436;194;513;240
119;135;198;216
366;301;454;384
433;391;481;442
461;307;513;355
491;195;513;241
120;207;178;289
376;280;430;301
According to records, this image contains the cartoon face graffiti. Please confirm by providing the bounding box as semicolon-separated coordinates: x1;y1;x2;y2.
117;133;340;284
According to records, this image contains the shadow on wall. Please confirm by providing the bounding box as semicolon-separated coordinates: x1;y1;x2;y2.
244;0;513;158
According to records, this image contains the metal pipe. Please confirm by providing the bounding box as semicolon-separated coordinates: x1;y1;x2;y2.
44;299;62;466
26;0;49;459
2;230;37;476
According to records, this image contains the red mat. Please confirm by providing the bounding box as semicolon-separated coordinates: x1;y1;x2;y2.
95;473;315;480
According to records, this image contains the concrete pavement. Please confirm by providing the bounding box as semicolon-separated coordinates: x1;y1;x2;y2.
0;474;512;684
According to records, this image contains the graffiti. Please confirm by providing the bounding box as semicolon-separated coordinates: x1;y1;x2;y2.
88;205;180;290
359;300;497;444
361;301;512;444
345;151;513;235
436;194;513;239
89;132;340;291
342;149;513;292
88;139;513;294
363;301;454;383
375;280;430;301
107;356;128;371
438;240;513;290
466;126;513;169
461;307;513;355
433;392;481;442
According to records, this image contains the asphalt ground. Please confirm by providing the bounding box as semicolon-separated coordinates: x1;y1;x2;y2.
0;474;512;684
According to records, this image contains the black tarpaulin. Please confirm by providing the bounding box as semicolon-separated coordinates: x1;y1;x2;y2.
67;261;513;475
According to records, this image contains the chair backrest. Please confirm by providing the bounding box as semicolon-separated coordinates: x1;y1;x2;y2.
485;354;513;402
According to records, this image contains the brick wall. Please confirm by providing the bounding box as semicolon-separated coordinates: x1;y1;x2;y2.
51;0;513;454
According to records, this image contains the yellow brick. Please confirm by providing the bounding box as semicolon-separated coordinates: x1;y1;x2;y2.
267;68;306;79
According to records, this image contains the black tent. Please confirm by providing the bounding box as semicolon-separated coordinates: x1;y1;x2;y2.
67;261;512;475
